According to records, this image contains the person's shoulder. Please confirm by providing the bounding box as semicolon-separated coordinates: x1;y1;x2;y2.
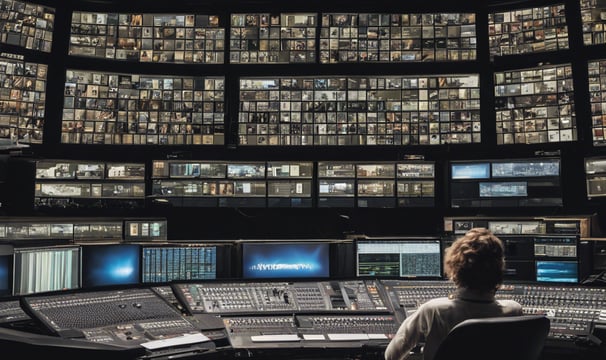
497;299;523;312
419;296;455;311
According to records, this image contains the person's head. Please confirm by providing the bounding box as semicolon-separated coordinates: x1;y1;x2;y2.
444;227;505;292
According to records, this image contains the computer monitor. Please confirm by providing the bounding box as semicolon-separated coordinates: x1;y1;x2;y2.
356;238;442;278
81;244;140;288
0;255;11;297
142;245;216;283
242;242;330;279
535;261;578;284
13;246;80;295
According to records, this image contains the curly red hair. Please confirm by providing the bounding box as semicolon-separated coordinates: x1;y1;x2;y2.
444;228;505;292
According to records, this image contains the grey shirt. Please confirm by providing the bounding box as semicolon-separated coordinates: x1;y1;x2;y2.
384;287;523;360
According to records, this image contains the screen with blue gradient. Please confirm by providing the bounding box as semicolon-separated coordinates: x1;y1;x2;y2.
535;261;578;283
0;255;10;296
451;163;490;179
82;244;140;288
242;243;329;279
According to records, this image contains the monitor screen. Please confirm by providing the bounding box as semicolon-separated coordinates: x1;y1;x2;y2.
81;244;140;288
242;242;330;279
479;182;527;197
535;261;578;284
142;246;216;283
13;247;80;295
356;239;442;278
451;163;490;179
534;237;577;258
0;255;11;296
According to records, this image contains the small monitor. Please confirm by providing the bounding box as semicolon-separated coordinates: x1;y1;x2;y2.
535;261;578;283
81;244;140;288
142;245;216;283
451;163;490;179
13;247;80;295
356;239;442;278
242;242;330;279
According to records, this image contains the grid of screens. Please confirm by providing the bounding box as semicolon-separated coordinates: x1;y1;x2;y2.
450;158;562;207
588;59;606;145
494;63;576;144
69;12;224;63
0;54;47;144
580;0;606;45
13;247;80;295
239;75;480;146
230;13;316;63
34;160;145;207
317;161;435;208
62;70;225;145
142;246;216;283
0;0;54;52
356;239;441;278
585;157;606;198
151;160;270;207
488;4;568;60
320;13;476;63
81;244;140;288
242;242;330;279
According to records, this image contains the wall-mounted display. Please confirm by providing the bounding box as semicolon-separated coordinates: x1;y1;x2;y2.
450;158;562;208
230;13;316;63
35;160;146;208
61;70;225;145
488;4;568;59
0;53;47;144
318;161;435;208
494;63;575;144
69;12;224;63
320;13;476;63
585;157;606;198
588;59;606;145
0;0;54;52
151;160;267;207
239;75;480;146
580;0;606;45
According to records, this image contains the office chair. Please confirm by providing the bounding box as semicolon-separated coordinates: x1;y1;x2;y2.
432;315;550;360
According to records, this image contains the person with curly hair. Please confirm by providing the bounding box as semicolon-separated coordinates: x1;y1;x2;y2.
384;228;522;360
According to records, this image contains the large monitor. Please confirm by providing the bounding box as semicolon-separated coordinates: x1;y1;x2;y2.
242;242;330;279
13;246;80;295
81;244;140;288
142;245;216;283
356;238;442;278
450;158;562;208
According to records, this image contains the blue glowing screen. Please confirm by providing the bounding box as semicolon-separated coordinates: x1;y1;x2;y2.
82;244;140;288
451;163;491;179
242;243;329;279
536;261;578;283
0;256;10;296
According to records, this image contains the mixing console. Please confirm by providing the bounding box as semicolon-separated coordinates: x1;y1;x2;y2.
380;280;606;342
0;300;30;324
175;280;390;314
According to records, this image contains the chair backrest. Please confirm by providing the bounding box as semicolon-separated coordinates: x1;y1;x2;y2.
432;315;550;360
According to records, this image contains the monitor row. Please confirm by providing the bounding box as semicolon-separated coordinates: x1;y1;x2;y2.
0;235;585;298
31;156;605;209
3;1;604;63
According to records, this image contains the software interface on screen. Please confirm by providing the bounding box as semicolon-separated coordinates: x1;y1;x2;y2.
356;240;441;277
81;244;140;288
142;246;217;283
13;247;80;295
242;242;330;279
